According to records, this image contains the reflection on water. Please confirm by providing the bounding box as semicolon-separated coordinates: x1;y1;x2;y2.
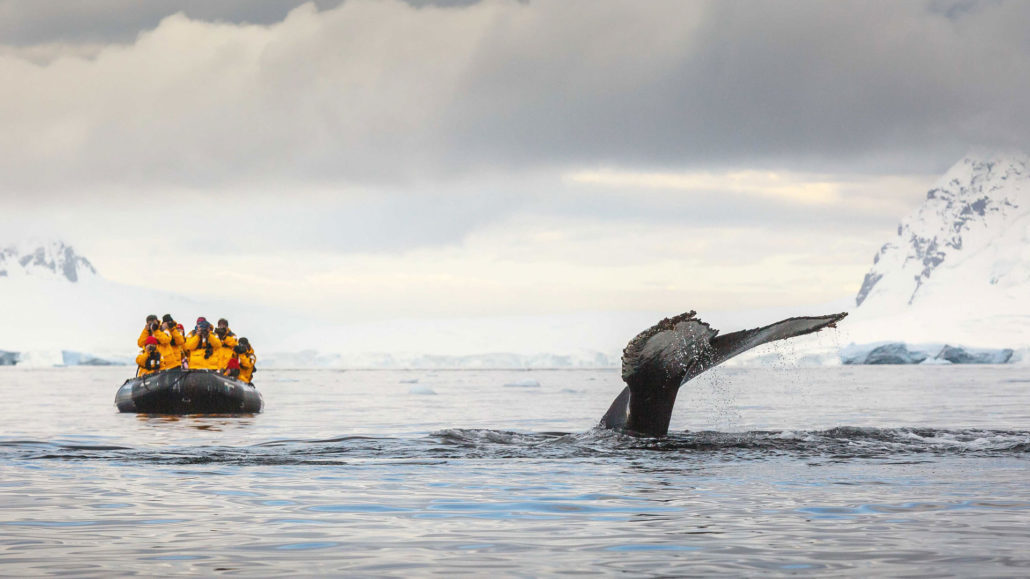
136;415;259;431
0;366;1028;576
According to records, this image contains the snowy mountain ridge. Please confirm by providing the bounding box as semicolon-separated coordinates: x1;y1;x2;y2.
855;151;1029;312
0;239;233;355
823;150;1030;353
726;151;1030;366
0;239;97;283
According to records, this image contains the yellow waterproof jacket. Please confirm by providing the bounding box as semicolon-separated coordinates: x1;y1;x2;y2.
184;332;222;370
137;327;171;349
136;351;162;377
237;347;256;383
213;330;238;369
163;327;187;370
149;330;178;370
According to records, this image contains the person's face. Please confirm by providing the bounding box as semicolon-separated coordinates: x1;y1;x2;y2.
146;344;156;352
218;321;228;330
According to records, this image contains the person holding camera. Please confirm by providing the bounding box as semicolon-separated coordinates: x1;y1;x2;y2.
158;314;186;371
234;337;257;383
184;318;222;370
137;314;171;351
213;318;239;370
136;336;163;377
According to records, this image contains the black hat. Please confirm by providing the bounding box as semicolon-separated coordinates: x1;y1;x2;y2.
146;314;158;322
162;314;174;324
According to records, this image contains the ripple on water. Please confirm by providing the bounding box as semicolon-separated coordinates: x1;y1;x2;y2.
274;542;340;550
307;504;414;513
2;367;1030;576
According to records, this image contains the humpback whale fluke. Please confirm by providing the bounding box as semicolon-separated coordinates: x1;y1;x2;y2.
600;310;847;437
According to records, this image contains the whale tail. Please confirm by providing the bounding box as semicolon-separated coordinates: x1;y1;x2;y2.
599;310;847;436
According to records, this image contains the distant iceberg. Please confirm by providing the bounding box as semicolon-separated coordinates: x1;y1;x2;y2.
15;350;64;367
0;349;129;367
844;343;928;365
61;350;128;366
935;345;1014;364
841;342;1015;365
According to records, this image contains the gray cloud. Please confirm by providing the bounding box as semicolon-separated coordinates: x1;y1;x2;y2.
0;0;343;46
2;1;1025;187
0;0;1025;254
0;0;487;46
437;0;1030;175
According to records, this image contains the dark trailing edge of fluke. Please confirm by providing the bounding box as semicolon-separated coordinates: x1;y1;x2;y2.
600;310;847;437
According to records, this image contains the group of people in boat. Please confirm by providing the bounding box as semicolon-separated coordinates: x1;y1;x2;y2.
136;314;256;383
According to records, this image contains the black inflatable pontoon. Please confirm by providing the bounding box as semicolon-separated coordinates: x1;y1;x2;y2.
115;368;263;414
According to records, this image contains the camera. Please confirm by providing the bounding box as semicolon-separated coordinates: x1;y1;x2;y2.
233;344;247;354
149;322;159;332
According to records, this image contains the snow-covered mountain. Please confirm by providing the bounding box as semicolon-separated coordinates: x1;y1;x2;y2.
726;151;1030;367
0;240;180;358
0;239;299;363
0;239;629;368
0;240;97;283
855;152;1029;311
844;151;1029;349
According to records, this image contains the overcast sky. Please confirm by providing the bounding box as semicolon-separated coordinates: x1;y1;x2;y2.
1;0;1027;323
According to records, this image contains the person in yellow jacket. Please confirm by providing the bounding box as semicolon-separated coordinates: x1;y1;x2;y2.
234;337;257;383
175;323;187;366
137;314;171;351
213;318;238;369
136;337;162;377
158;314;185;370
184;319;222;370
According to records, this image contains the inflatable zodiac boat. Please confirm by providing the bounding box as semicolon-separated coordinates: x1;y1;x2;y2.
115;368;263;414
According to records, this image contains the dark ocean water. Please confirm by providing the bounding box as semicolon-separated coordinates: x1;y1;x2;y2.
1;365;1028;576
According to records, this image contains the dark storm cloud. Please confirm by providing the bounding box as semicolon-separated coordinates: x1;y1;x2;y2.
0;0;343;45
0;0;1027;211
437;0;1030;176
0;0;485;46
